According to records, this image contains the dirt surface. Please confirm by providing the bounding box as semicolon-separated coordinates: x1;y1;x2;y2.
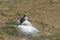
0;0;60;40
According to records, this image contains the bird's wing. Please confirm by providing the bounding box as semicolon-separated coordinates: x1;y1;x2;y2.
22;21;33;27
18;25;39;34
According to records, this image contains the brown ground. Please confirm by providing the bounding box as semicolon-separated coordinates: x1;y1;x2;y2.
0;0;60;40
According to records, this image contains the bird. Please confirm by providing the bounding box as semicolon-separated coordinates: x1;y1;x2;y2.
15;15;40;39
16;15;27;26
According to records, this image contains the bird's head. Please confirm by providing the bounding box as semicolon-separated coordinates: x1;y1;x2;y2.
23;15;27;21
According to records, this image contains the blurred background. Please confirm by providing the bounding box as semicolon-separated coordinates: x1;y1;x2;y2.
0;0;60;40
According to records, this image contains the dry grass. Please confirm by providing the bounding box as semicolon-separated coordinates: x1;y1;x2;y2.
0;0;60;40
